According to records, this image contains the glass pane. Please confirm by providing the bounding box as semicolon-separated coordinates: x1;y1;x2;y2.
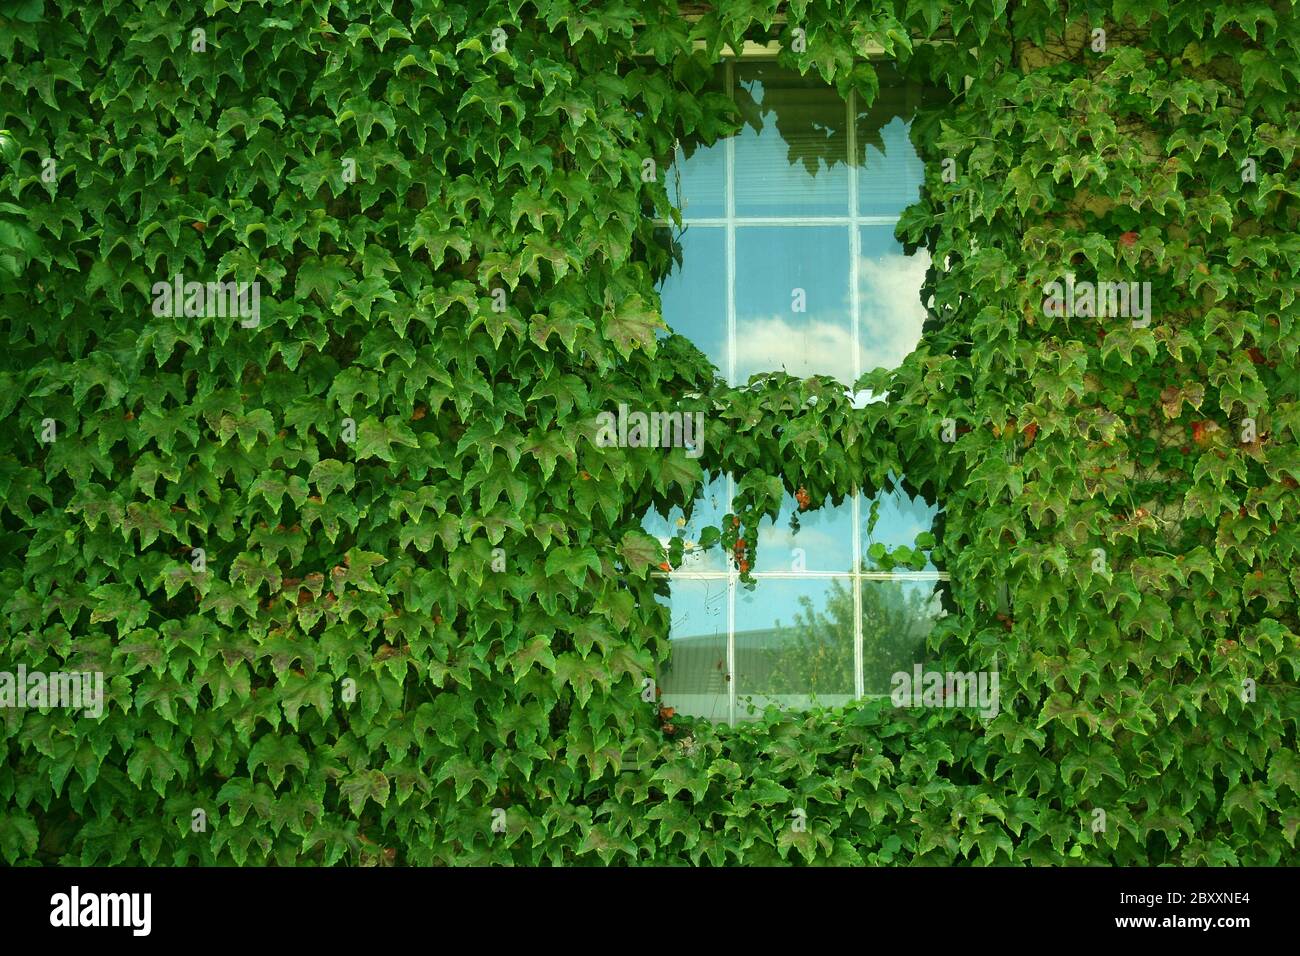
861;579;946;695
855;64;939;216
753;493;853;573
734;578;854;717
734;63;850;217
667;63;727;219
656;579;731;721
859;485;941;571
857;115;924;216
669;140;726;219
656;226;728;374
642;476;731;573
858;225;929;383
856;120;922;216
734;225;851;383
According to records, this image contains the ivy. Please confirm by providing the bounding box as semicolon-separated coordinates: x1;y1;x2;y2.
0;0;1296;866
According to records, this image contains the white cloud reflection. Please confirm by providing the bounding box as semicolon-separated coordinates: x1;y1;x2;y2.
730;249;930;398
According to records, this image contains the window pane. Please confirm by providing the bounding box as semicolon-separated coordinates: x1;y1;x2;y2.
857;115;924;216
753;492;854;573
855;65;935;216
667;63;727;219
861;579;946;695
856;124;923;218
734;578;854;716
656;580;731;720
734;63;849;217
860;485;941;570
858;225;929;381
734;225;851;383
656;226;728;374
669;140;727;219
642;476;731;573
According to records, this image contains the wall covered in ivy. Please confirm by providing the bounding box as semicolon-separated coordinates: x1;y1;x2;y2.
0;0;1296;865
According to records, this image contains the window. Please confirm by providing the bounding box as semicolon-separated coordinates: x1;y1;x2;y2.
647;58;948;723
654;59;943;397
647;479;946;723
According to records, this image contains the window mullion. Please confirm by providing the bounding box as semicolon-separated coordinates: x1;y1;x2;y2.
725;59;738;726
725;60;737;390
847;88;866;699
848;85;861;390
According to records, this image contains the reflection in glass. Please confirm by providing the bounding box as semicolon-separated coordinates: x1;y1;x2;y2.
733;63;850;217
753;492;853;573
733;226;850;383
644;473;944;721
654;226;728;372
855;65;943;216
860;580;945;695
656;579;730;721
668;62;727;219
735;578;854;717
646;63;950;722
860;485;941;571
858;226;929;379
668;139;726;219
642;476;730;573
730;577;945;707
657;61;938;390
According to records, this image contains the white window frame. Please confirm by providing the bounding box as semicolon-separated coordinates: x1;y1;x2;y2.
653;47;950;724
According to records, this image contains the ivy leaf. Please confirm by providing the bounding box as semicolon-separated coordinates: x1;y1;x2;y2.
736;778;793;810
652;762;709;803
247;736;310;790
520;428;573;480
336;96;397;146
215;409;276;451
279;672;333;729
89;584;151;631
339;770;391;816
217;778;275;827
1268;750;1300;797
508;636;557;682
576;823;636;863
435;756;490;801
308;459;355;502
0;814;39;864
126;740;186;798
776;824;820;862
543;546;601;586
618;530;663;575
333;276;397;320
296;255;351;304
645;801;701;849
529;301;595;353
1240;50;1285;97
654;450;701;496
552;653;608;708
407;216;473;266
603;294;664;358
354;416;420;462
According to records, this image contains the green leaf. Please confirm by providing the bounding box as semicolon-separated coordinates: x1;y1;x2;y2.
603;294;665;358
508;635;558;682
247;736;310;790
339;770;391;816
618;530;664;574
354;416;420;462
296;256;352;303
552;653;608;708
